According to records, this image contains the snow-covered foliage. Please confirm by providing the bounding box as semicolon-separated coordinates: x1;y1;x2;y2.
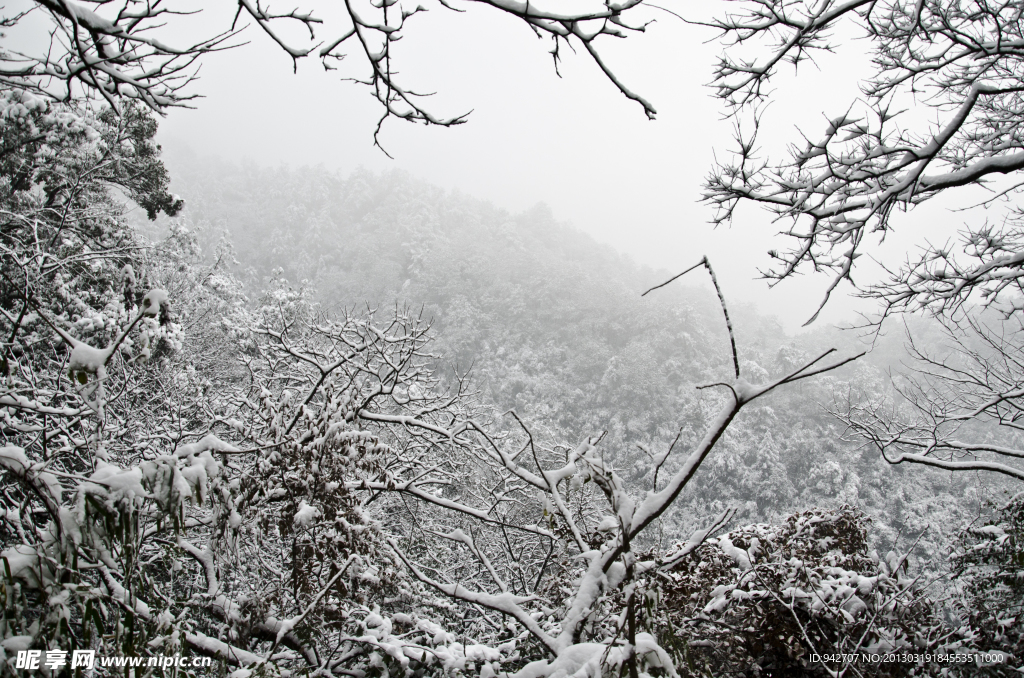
0;95;242;672
2;85;1018;677
649;507;968;676
951;496;1024;669
0;100;876;675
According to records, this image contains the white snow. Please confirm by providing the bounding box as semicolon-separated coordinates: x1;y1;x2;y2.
69;341;112;374
0;446;29;472
718;536;752;570
514;634;677;678
1;545;46;586
140;289;168;317
293;500;320;528
175;433;239;458
1;635;33;652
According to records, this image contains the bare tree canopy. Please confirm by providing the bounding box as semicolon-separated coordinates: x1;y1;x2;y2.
834;312;1024;481
701;0;1024;321
2;0;657;148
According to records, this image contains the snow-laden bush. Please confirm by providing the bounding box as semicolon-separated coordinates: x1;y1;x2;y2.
651;507;953;676
951;497;1024;673
0;260;517;673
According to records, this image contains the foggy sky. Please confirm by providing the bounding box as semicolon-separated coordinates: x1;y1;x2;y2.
24;1;971;331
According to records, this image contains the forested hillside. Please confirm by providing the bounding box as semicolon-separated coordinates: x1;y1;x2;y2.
161;153;1007;560
1;95;1019;678
6;0;1024;672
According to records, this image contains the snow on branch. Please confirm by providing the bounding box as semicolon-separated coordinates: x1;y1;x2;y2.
388;537;559;655
834;310;1024;482
9;0;657;148
701;0;1024;320
361;264;865;678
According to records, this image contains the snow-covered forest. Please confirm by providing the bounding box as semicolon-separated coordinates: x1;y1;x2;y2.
3;1;1024;677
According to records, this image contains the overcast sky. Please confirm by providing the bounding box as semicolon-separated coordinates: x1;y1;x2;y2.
18;1;970;332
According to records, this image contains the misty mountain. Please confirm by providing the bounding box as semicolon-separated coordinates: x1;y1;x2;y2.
158;153;1007;557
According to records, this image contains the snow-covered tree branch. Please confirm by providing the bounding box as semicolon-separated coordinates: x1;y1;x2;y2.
834;311;1024;482
5;0;658;150
701;0;1024;321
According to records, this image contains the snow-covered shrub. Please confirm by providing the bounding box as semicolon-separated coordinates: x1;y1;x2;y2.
0;96;540;673
651;506;948;676
213;284;548;675
951;497;1024;672
0;247;523;675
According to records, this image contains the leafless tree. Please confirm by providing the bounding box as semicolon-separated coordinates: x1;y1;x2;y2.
0;239;863;674
834;310;1024;481
698;1;1024;487
5;0;658;150
701;0;1024;322
379;257;862;678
